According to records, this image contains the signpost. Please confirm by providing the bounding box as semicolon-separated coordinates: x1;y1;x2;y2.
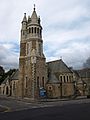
39;87;46;98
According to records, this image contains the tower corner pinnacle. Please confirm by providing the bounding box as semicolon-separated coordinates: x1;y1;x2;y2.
22;13;27;22
34;4;36;11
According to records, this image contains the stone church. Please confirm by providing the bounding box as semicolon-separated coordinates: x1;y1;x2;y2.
0;6;76;100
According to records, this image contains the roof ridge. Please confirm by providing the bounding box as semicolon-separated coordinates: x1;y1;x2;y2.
47;59;62;63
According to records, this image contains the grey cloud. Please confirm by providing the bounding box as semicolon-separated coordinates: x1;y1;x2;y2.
0;44;19;71
0;0;90;70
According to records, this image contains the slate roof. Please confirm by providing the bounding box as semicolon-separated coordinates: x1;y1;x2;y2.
47;59;73;83
48;73;60;84
1;70;19;84
73;70;80;77
47;59;73;73
2;76;10;84
11;69;19;80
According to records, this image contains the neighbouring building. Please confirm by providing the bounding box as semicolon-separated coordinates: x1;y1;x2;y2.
0;69;19;97
74;69;90;96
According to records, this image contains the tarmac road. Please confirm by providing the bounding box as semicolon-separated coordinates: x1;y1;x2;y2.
0;102;90;120
0;96;90;120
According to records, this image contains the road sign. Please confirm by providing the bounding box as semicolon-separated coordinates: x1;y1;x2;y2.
39;88;46;97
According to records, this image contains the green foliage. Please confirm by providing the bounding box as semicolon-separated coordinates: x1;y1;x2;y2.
0;69;16;85
0;66;5;76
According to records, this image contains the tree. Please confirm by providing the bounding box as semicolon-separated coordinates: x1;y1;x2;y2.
0;66;5;76
0;69;16;84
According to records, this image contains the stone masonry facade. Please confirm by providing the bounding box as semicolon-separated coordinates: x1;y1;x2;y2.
18;6;47;100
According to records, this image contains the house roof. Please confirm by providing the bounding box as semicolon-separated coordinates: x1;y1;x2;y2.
76;68;90;78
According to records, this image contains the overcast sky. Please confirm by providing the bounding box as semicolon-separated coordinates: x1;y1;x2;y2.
0;0;90;71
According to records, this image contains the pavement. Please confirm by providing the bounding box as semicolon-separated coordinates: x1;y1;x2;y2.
0;105;9;112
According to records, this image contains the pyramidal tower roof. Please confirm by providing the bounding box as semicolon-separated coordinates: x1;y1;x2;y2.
31;4;38;24
22;13;27;22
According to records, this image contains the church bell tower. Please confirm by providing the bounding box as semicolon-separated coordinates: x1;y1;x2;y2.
19;5;47;100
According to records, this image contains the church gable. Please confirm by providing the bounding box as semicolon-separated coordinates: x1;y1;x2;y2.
47;59;72;74
47;59;73;84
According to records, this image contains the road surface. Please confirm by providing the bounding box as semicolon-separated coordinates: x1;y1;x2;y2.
0;101;90;120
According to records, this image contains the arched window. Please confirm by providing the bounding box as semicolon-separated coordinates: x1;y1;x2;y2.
6;86;9;95
60;76;62;83
32;27;33;33
13;82;15;90
26;77;27;88
42;77;44;87
29;28;31;33
40;29;42;36
37;28;39;34
35;27;36;33
64;76;66;83
37;77;39;88
69;76;71;82
67;76;68;82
